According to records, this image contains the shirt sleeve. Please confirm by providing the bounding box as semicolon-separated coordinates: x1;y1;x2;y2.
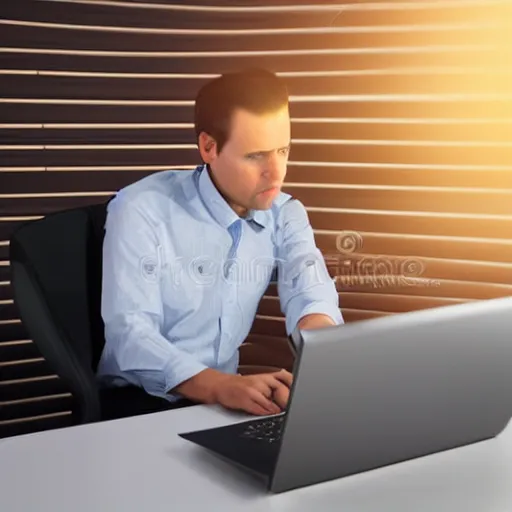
99;196;207;399
276;198;344;336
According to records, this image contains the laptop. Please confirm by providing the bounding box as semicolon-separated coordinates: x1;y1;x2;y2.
179;296;512;493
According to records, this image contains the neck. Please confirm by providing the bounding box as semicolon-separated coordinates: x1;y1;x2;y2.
206;165;248;217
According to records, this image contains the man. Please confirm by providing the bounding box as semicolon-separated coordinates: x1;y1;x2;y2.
97;68;343;416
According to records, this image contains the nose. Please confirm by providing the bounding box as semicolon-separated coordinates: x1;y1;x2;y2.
263;153;286;183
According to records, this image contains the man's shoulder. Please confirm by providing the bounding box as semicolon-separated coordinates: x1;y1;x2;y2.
273;190;293;208
115;168;195;200
270;191;307;222
109;168;197;216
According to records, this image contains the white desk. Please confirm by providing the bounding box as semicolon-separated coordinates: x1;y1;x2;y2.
1;405;512;512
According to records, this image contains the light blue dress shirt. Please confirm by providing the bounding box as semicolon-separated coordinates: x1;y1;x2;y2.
96;165;343;401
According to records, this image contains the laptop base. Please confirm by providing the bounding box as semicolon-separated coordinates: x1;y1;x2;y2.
179;414;285;477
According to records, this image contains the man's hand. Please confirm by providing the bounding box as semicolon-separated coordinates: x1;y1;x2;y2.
174;368;293;416
213;369;293;416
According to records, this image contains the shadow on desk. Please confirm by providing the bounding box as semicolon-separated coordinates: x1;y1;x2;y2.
167;440;269;498
169;433;510;507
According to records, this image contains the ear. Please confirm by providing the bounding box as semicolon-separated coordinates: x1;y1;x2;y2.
198;132;217;164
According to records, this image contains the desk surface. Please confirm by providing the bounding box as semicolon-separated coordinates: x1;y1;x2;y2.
1;404;512;512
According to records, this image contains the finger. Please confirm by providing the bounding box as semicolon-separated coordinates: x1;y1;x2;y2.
260;373;291;394
247;387;281;415
272;384;290;410
241;394;275;416
222;390;270;416
272;369;293;388
247;376;280;404
249;375;290;410
243;401;273;416
252;380;274;399
263;379;288;410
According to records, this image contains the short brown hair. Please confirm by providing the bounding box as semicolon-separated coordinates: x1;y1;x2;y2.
194;68;289;153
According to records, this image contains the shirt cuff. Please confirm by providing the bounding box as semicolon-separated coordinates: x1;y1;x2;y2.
163;357;209;401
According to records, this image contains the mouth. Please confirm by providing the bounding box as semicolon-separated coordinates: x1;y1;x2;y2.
258;186;280;197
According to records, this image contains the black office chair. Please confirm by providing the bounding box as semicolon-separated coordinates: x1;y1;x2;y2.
9;200;179;425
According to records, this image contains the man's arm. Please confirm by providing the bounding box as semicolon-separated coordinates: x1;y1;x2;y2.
173;368;228;403
100;196;209;399
276;198;344;334
297;313;337;330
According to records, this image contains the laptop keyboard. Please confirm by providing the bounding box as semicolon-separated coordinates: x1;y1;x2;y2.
239;415;285;443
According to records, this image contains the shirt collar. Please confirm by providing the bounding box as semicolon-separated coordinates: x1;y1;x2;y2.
245;208;269;228
197;164;270;229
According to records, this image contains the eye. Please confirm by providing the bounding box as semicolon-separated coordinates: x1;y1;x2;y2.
279;147;290;156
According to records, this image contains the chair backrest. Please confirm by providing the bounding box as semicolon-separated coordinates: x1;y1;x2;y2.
9;200;111;424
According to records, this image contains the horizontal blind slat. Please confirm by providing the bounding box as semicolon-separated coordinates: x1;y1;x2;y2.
0;411;73;438
3;0;508;29
308;210;512;239
0;394;74;422
1;2;334;30
28;0;512;13
0;242;9;261
2;144;510;166
2;73;509;99
314;231;512;264
0;357;53;381
3;99;510;123
1;120;510;143
0;339;42;362
1;49;507;75
0;148;198;167
3;166;510;193
327;255;512;286
264;278;512;300
286;164;512;188
286;187;512;216
257;295;470;317
0;196;113;216
290;144;512;166
1;23;505;51
0;374;67;401
0;281;13;301
239;340;293;370
0;319;28;343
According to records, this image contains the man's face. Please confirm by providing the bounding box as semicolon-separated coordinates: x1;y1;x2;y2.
205;105;291;216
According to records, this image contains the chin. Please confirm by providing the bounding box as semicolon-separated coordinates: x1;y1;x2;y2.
253;200;275;211
253;190;280;210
